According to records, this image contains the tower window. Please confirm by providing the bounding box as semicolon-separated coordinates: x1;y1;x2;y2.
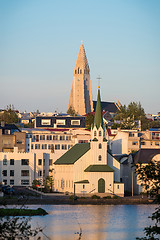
99;143;102;149
75;70;77;74
99;131;102;136
94;131;96;137
80;69;82;74
98;155;102;161
78;68;79;74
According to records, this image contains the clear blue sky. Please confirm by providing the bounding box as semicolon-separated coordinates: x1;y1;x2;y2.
0;0;160;114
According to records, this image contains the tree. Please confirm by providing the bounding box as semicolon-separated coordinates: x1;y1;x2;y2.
67;106;77;116
85;113;94;129
44;176;54;193
32;179;41;189
136;160;160;240
0;105;19;124
113;102;149;130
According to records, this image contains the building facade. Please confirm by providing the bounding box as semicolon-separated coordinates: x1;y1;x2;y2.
68;43;93;115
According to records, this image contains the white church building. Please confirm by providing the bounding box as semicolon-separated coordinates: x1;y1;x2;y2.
54;88;124;196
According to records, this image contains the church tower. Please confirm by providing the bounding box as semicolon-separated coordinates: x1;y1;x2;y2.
68;43;93;115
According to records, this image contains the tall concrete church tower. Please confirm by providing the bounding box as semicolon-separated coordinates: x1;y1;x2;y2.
68;43;93;115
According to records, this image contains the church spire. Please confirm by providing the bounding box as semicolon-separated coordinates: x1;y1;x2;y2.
68;43;93;115
94;87;103;129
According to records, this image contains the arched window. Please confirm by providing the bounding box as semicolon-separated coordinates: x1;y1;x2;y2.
75;70;77;74
80;69;82;74
78;68;79;74
98;155;102;161
99;143;102;149
94;131;96;137
99;131;102;136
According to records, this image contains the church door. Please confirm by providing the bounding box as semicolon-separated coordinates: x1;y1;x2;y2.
98;178;105;193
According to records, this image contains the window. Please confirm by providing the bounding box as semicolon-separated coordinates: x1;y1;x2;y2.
83;185;85;189
3;159;7;165
49;159;53;166
53;135;58;140
98;155;102;161
141;142;146;145
41;119;51;125
43;159;45;166
21;180;29;185
3;180;7;185
40;135;45;140
117;185;119;189
43;170;45;176
3;170;7;176
21;159;29;165
60;136;65;140
10;170;14;176
37;144;40;149
56;119;66;125
132;141;138;145
99;143;102;149
68;145;73;149
31;144;33;149
94;131;96;137
35;144;38;149
21;170;29;176
71;120;80;125
10;180;14;185
129;132;134;137
10;159;14;165
38;159;42;165
38;170;42;177
99;131;102;136
55;144;60;150
62;144;67;150
155;142;159;146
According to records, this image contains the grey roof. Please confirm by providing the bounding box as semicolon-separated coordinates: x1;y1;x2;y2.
93;101;118;113
84;164;114;172
54;143;90;165
134;149;160;164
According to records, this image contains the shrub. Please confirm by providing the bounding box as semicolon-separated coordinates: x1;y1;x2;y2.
91;195;100;199
113;195;119;199
103;196;111;199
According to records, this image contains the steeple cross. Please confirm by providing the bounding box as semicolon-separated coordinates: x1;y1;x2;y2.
97;76;102;89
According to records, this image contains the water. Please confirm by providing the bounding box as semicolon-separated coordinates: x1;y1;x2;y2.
29;204;156;240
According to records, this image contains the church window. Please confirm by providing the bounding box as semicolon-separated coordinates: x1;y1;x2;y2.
94;131;96;137
78;68;79;74
98;155;102;161
83;185;85;189
99;131;102;136
117;185;119;189
80;69;82;74
75;70;77;74
99;143;102;149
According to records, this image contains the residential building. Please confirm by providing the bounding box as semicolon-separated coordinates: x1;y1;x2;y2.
0;147;54;186
0;123;26;152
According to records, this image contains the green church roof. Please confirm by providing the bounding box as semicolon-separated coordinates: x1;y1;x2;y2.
94;89;103;129
84;164;114;172
54;143;90;165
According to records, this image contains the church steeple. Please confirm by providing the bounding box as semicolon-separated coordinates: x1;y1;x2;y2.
68;43;93;115
94;87;103;129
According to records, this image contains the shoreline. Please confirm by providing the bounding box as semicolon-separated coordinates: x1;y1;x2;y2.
0;197;156;205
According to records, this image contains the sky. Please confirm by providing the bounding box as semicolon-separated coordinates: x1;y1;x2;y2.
0;0;160;114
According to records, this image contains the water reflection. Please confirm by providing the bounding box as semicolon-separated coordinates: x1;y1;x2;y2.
29;205;156;240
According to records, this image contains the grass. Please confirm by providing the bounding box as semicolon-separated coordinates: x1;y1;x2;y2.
0;208;48;217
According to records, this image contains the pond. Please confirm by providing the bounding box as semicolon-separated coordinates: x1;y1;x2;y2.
29;204;156;240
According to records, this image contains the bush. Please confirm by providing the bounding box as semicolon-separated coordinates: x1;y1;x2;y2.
103;196;111;199
91;195;100;199
69;195;79;200
113;195;119;199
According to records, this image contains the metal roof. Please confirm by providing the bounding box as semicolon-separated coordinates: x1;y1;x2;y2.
84;164;114;172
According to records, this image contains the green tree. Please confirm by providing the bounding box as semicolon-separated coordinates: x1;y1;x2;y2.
0;105;19;124
32;179;41;189
44;176;54;193
113;102;149;130
67;106;77;116
136;160;160;240
85;113;94;129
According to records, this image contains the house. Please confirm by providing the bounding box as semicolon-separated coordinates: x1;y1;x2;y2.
0;147;54;186
0;122;26;152
120;148;160;195
54;88;124;196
